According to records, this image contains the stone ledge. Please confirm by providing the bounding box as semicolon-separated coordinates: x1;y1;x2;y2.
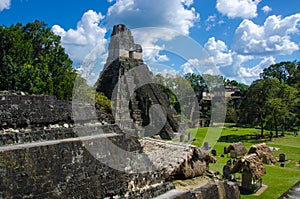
0;123;124;146
0;133;118;152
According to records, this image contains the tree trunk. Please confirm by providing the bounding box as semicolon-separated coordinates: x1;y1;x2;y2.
281;125;285;136
281;118;285;136
274;113;278;137
261;120;264;137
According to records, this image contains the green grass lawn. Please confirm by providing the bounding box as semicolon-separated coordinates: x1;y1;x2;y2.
185;125;300;199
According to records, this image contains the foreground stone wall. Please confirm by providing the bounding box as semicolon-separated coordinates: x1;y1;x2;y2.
191;180;240;199
0;92;240;198
0;134;173;198
0;94;71;127
0;124;123;146
0;93;110;128
0;133;240;199
169;180;240;199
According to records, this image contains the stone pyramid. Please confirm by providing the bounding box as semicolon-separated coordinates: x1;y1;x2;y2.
95;24;179;139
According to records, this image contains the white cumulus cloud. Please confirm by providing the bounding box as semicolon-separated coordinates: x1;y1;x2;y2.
132;28;179;62
52;10;107;66
238;57;276;83
0;0;11;12
106;0;199;62
175;36;276;85
179;38;233;76
205;15;217;31
233;14;300;56
155;68;178;77
262;5;272;13
107;0;199;35
180;58;220;75
204;37;233;67
216;0;261;19
181;58;202;74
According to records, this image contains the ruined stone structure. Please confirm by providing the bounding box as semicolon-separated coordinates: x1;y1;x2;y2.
0;134;175;198
95;24;179;139
225;142;247;158
248;142;277;165
160;179;240;198
231;153;266;194
140;138;217;180
107;24;143;62
0;91;111;129
0;92;240;198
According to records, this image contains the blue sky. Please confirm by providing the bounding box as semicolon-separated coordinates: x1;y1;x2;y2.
1;0;300;84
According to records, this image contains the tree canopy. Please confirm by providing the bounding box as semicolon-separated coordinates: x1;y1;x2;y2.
240;61;299;136
260;61;300;87
0;20;76;100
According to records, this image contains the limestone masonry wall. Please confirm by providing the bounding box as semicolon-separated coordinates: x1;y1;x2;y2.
0;94;72;127
0;134;174;198
0;93;110;128
0;124;124;146
0;93;176;198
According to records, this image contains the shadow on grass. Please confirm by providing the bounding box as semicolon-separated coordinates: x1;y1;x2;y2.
218;134;272;144
218;134;270;143
218;134;250;143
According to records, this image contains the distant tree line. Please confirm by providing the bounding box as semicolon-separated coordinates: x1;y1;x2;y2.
156;61;299;137
155;73;249;124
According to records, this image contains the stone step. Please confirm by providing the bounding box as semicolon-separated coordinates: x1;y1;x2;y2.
125;182;175;199
152;189;191;199
0;133;119;152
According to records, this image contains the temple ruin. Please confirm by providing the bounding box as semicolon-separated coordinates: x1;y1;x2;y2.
95;24;179;139
106;24;143;62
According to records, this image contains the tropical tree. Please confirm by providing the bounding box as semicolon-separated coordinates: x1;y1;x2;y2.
0;20;76;100
239;78;277;136
260;61;299;86
239;78;298;137
184;73;207;92
73;77;112;113
155;73;199;117
260;61;300;132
